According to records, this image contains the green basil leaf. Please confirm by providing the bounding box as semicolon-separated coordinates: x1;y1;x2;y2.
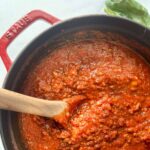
104;0;150;28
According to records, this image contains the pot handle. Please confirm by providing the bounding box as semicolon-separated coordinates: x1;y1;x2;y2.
0;10;60;71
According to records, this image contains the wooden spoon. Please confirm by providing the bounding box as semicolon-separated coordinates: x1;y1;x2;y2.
0;88;68;118
0;88;85;126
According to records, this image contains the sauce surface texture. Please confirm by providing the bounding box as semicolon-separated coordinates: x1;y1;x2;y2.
19;31;150;150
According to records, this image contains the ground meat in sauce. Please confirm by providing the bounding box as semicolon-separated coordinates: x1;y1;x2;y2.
19;31;150;150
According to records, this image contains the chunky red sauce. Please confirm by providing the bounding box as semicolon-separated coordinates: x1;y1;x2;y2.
19;31;150;150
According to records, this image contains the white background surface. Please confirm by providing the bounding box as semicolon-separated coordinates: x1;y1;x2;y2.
0;0;150;149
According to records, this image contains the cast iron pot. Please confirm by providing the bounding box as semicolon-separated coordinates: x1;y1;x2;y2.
0;10;150;150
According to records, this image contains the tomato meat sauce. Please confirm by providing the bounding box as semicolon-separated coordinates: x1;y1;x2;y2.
19;31;150;150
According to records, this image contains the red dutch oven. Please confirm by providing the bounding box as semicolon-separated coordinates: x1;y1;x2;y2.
0;10;150;150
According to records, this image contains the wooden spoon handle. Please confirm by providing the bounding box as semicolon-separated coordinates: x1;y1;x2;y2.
0;88;67;117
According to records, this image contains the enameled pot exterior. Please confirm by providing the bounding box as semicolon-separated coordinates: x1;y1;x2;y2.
0;10;150;150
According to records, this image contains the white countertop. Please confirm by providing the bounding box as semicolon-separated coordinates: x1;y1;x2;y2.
0;0;149;149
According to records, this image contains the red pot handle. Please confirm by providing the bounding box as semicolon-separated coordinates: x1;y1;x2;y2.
0;10;60;71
